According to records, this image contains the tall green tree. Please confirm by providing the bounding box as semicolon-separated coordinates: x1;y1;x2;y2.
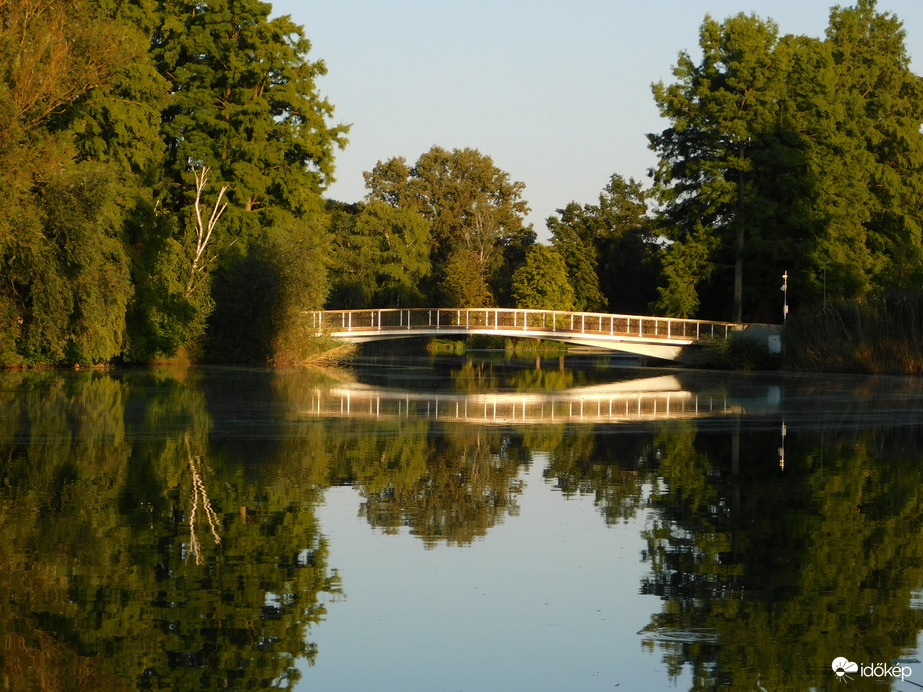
136;0;348;359
155;1;348;221
511;245;575;311
440;248;494;307
0;0;145;365
364;146;534;305
824;0;923;292
327;200;432;308
649;3;923;321
548;174;660;315
547;206;606;312
649;13;784;321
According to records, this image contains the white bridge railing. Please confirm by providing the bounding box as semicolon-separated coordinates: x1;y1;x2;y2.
310;307;744;343
305;385;741;426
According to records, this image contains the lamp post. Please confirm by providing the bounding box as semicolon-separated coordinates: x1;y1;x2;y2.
781;270;789;322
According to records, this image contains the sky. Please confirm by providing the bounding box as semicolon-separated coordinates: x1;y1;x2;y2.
271;0;923;239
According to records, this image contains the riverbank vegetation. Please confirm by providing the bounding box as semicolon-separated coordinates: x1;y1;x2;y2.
784;294;923;375
2;0;921;373
428;336;568;357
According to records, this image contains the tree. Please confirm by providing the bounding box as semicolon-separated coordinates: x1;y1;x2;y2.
824;0;923;292
327;200;432;308
364;146;534;305
205;215;332;364
649;3;923;321
136;0;349;358
155;1;348;221
511;245;575;311
548;174;660;315
0;0;143;364
649;13;785;321
441;248;494;307
547;205;607;312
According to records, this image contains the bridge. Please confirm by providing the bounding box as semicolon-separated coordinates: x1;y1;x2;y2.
311;307;764;361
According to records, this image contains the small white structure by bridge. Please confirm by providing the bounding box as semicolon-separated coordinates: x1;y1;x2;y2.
311;307;762;361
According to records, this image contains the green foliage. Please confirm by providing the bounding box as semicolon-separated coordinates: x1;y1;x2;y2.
207;216;333;364
0;158;134;365
0;369;340;689
649;3;923;322
548;174;661;315
511;245;575;311
427;339;467;354
327;419;527;547
155;1;348;219
364;146;534;306
440;248;494;307
0;0;144;366
547;210;606;312
327;200;432;308
125;230;215;363
653;226;720;318
639;418;923;689
137;0;347;361
0;0;347;366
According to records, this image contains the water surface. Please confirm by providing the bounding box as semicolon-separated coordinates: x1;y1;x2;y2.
3;355;923;690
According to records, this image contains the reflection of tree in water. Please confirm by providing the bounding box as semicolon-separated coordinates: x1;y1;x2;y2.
185;434;221;564
328;419;528;546
639;421;923;691
0;369;339;691
451;357;587;393
521;409;923;689
451;359;500;393
507;366;577;391
534;424;653;524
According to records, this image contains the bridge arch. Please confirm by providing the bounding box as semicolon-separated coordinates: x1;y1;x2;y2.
311;308;762;362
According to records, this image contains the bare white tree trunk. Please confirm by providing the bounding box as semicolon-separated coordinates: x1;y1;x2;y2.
186;166;229;294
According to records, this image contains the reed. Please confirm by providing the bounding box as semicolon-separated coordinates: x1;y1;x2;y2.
784;293;923;375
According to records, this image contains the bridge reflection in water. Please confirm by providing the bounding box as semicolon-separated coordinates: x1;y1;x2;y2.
303;376;774;425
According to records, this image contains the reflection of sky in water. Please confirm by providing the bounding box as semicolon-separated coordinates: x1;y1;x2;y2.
8;363;923;689
305;455;693;691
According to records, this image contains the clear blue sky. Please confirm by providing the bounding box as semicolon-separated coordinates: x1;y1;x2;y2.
271;1;923;238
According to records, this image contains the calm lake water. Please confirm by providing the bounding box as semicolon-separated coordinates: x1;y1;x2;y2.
4;353;923;691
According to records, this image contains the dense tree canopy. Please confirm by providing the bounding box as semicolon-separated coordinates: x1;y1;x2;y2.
363;146;535;306
0;0;347;366
548;174;661;315
327;200;432;308
511;245;575;311
649;1;923;321
4;0;923;365
0;0;145;364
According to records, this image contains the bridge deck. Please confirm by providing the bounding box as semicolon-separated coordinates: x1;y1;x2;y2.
311;308;751;361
